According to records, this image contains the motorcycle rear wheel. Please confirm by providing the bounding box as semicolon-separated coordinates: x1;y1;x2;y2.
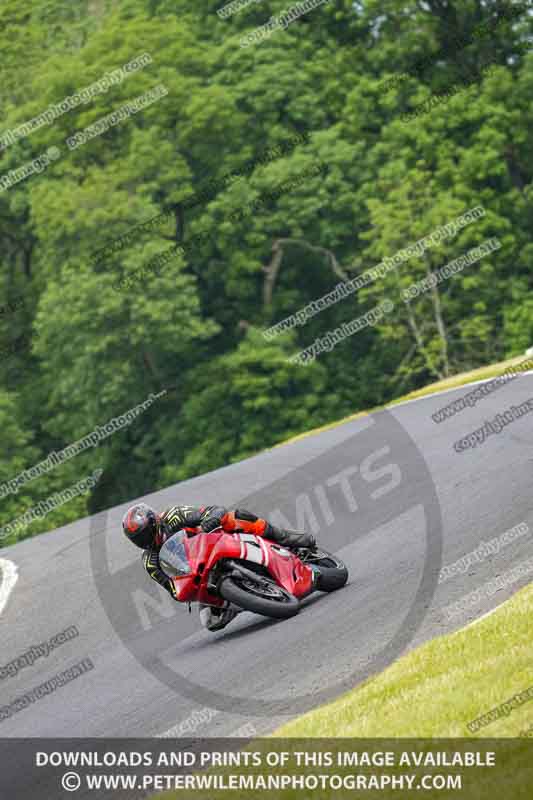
302;549;348;592
219;575;300;619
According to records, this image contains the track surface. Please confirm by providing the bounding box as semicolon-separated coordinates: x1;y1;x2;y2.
1;374;532;740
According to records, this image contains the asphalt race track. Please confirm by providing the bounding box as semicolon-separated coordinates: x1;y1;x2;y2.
1;373;532;742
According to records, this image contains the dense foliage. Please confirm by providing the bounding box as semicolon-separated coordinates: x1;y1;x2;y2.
0;0;531;544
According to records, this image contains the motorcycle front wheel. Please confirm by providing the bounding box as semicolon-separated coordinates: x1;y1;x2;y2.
219;574;300;619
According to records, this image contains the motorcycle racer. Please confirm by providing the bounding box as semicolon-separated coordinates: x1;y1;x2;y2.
122;503;316;631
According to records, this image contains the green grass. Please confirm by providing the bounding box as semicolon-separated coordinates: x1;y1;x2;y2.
157;585;533;800
274;582;533;738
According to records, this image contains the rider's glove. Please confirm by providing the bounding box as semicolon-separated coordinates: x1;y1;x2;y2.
201;506;227;532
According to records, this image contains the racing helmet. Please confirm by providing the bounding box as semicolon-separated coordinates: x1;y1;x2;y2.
122;503;159;549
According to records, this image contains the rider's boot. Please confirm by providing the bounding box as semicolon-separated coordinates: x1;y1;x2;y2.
264;523;317;552
199;602;240;632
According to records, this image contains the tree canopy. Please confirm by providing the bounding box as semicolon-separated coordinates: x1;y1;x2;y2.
0;0;531;544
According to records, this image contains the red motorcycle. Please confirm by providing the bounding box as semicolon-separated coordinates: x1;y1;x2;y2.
159;528;348;620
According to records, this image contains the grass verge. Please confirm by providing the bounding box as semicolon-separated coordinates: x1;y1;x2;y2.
274;581;533;738
157;584;533;800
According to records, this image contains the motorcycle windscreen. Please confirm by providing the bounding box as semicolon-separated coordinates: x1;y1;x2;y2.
159;531;192;578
